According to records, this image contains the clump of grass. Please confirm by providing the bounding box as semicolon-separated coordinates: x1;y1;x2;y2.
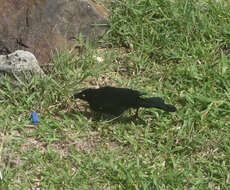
108;0;230;63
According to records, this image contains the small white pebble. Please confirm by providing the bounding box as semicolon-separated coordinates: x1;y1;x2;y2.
96;56;104;63
93;55;104;63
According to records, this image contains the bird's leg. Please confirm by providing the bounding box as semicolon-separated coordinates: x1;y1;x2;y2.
94;111;103;121
132;108;146;124
134;108;139;119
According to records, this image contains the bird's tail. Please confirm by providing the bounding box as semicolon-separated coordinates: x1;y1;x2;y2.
140;97;177;112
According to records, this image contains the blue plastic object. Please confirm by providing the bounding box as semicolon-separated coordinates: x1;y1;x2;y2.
31;112;38;124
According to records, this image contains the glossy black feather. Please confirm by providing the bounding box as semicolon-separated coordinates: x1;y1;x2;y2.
74;86;176;117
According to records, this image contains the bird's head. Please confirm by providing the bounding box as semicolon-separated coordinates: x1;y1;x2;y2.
74;89;93;101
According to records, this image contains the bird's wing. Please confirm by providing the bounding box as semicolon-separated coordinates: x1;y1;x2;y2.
102;86;147;97
137;91;147;96
121;88;147;97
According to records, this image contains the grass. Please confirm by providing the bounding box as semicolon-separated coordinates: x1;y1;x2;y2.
0;0;230;189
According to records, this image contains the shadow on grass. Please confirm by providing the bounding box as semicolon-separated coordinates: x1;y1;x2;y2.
66;106;147;125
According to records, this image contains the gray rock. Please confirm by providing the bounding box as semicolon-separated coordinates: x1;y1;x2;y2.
0;50;45;80
0;0;109;64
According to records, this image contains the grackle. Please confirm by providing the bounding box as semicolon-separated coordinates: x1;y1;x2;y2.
74;86;176;117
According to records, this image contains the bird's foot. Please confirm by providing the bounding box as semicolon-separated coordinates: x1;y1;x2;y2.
129;114;145;125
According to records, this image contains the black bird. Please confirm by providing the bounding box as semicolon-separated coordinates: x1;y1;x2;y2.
74;86;176;117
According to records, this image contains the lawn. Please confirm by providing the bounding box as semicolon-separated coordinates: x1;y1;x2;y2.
0;0;230;189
